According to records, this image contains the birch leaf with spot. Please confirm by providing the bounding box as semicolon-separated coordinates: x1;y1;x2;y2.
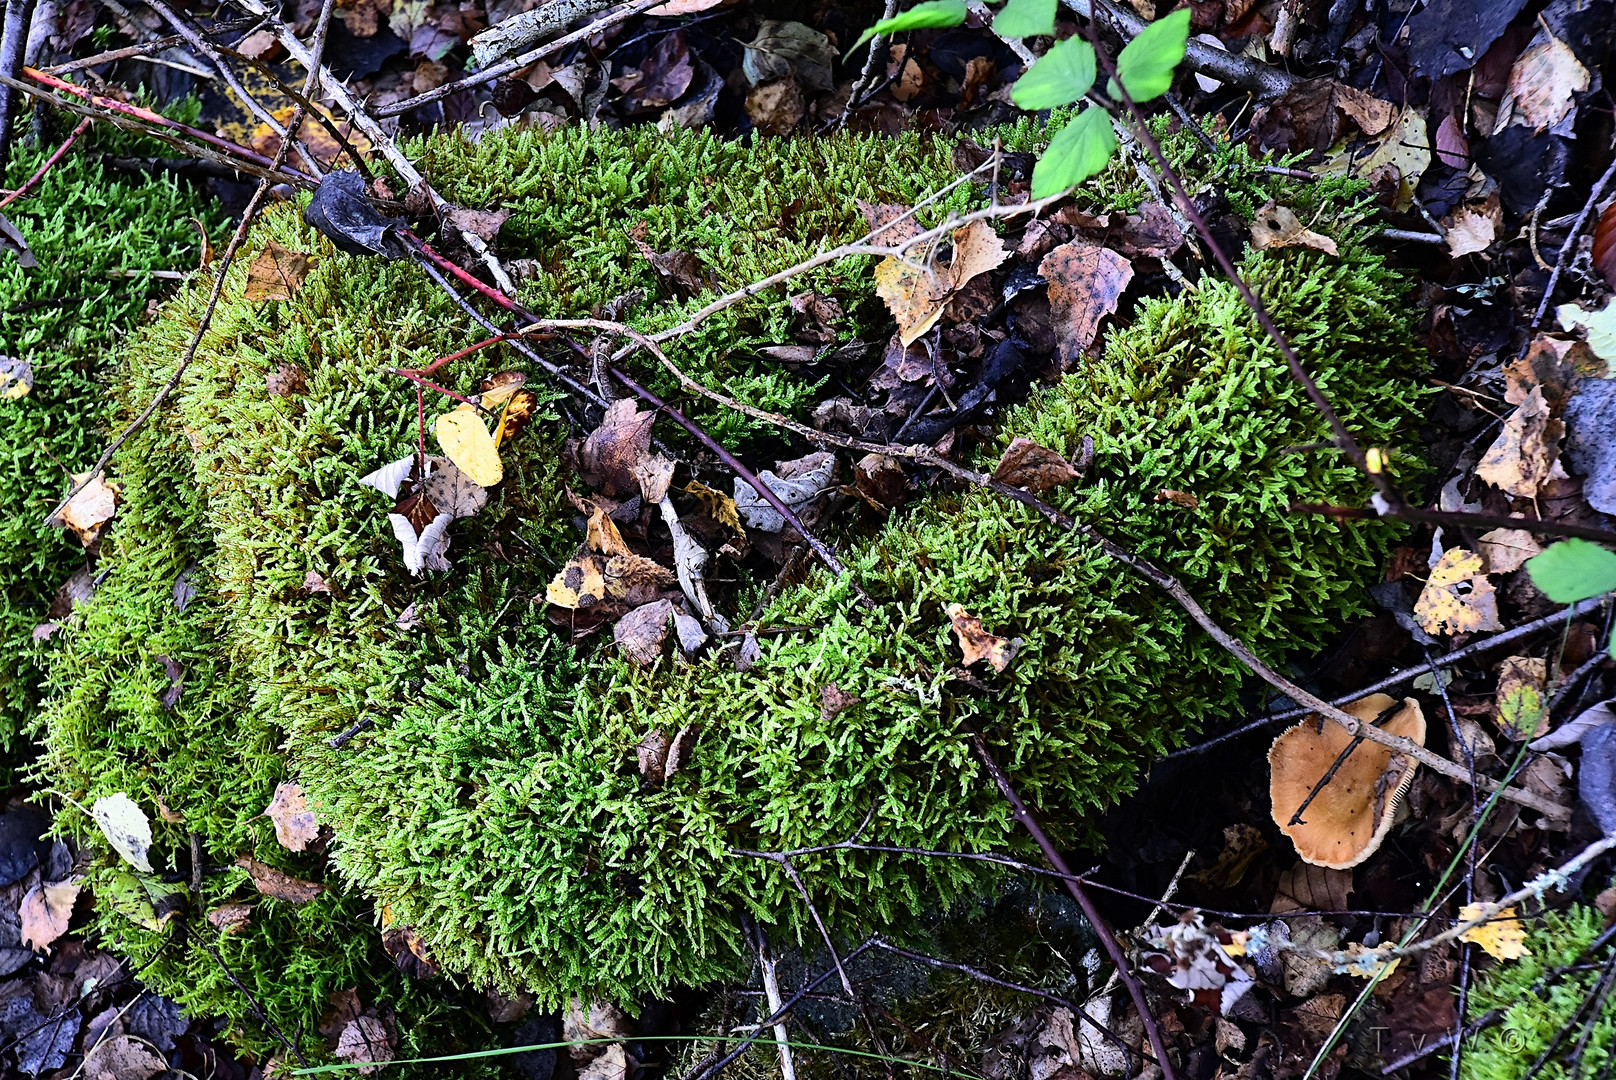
92;793;154;873
265;782;320;853
1413;548;1503;635
1459;903;1529;960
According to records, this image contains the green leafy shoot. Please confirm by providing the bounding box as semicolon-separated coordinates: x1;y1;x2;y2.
849;0;968;55
994;0;1056;37
1107;8;1192;102
1010;36;1097;109
1030;106;1116;198
1525;539;1616;603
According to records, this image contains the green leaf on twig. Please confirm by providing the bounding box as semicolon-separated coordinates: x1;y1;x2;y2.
1011;37;1097;109
1031;106;1116;199
1107;8;1191;102
849;0;968;55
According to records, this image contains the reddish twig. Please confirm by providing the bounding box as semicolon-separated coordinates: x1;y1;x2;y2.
0;115;89;210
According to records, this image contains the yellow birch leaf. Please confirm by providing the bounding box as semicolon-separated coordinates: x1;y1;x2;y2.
434;404;503;486
1459;903;1530;960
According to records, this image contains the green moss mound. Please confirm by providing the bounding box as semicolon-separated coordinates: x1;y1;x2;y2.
0;110;219;754
1464;904;1616;1080
37;121;1425;1052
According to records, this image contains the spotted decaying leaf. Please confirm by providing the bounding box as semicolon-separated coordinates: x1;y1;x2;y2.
47;472;120;547
93;793;153;873
207;902;254;934
243;240;313;302
1476;386;1566;498
381;925;439;978
582;398;657;497
1458;903;1529;960
0;355;33;399
1414;548;1504;635
615;598;673;665
265;781;320;853
19;877;82;952
1249;202;1338;256
1038;241;1135;365
234;855;324;903
945;603;1022;673
336;1014;396;1074
547;514;676;612
1477;528;1543;574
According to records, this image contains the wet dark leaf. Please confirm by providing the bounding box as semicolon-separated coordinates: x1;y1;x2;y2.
304;170;408;259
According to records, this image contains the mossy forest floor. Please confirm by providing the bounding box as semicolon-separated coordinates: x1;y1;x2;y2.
4;2;1616;1080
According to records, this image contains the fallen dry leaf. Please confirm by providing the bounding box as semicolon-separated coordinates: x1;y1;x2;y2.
233;856;324;903
1476;386;1566;497
582;399;656;498
206;902;254;934
1141;912;1255;1014
435;404;503;487
48;472;119;547
875;221;1009;347
93;793;153;873
615;599;673;666
1156;489;1201;509
992;437;1079;493
1250;202;1339;256
0;355;33;399
244;241;312;302
1505;334;1588;410
1446;202;1499;258
632;453;676;506
496;388;539;443
945;603;1022;673
684;480;743;536
637;724;697;783
579;1044;630;1080
156;654;184;710
1038;241;1134;365
1495;656;1548;740
1595;200;1616;292
82;1035;167;1080
267;362;306;397
1459;903;1529;960
1477;528;1543;574
421;459;487;519
1501;32;1589;133
264;781;319;853
1270;862;1353;913
381;925;439;978
565;999;633;1065
734;452;835;533
852;452;907;509
820;683;862;722
336;1015;395;1075
1415;547;1504;635
19;877;81;952
745;78;805;136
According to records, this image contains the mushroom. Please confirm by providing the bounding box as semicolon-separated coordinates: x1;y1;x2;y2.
1269;694;1427;870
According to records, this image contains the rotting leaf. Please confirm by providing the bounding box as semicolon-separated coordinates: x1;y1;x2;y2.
547;553;609;610
853;452;907;509
421;458;487;519
1156;488;1200;509
1477;386;1566;497
875;220;1009;347
264;781;320;853
19;877;81;952
303;569;334;594
243;241;312;302
1414;547;1504;635
734;452;835;533
0;356;33;400
1459;903;1529;960
1477;527;1543;574
1250;202;1338;256
92;793;153;874
336;1015;396;1074
637;729;670;782
303;170;407;259
1501;32;1589;133
615;598;673;667
1495;656;1548;740
381;925;439;978
47;472;119;547
684;480;743;537
820;683;862;722
496;389;539;444
1140;911;1255;1014
206;902;254;934
945;603;1022;673
233;856;324;903
435;404;503;487
1038;241;1134;364
582;399;656;498
633;453;676;506
156;654;184;710
81;1035;166;1080
1446;202;1500;258
476;370;527;408
992;437;1079;493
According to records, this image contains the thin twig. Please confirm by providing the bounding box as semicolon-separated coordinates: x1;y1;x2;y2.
188;926;308;1066
0;114;87;209
1532;152;1616;328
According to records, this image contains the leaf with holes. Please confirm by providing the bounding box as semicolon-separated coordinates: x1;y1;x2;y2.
1414;548;1503;635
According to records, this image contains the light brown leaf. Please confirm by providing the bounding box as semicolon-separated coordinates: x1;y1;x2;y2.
233;855;324;903
1446;203;1498;258
1250;202;1338;256
992;437;1079;493
82;1035;167;1080
858;201;923;247
632;453;676;506
853;453;907;509
564;999;633;1065
1414;548;1504;635
264;781;319;853
1477;386;1566;497
1156;488;1201;509
1477;528;1543;574
206;902;255;934
1270;863;1353;913
948;220;1010;288
19;877;81;952
819;683;862;722
1503;34;1589;133
48;472;119;547
1505;335;1588;409
476;370;527;407
1038;242;1134;365
614;599;673;667
244;241;312;302
336;1015;396;1075
582;399;655;498
873;256;950;347
945;603;1022;673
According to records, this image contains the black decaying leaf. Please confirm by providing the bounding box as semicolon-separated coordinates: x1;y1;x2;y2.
304;171;408;259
